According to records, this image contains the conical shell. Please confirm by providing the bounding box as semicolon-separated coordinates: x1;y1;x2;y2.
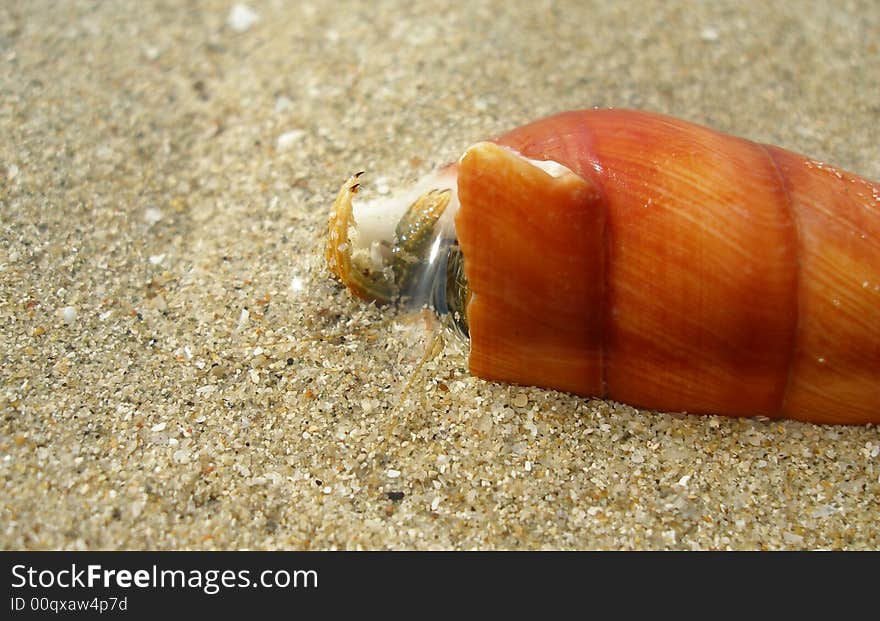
455;110;880;423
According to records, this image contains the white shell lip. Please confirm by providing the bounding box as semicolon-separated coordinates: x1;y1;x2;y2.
459;141;577;178
526;155;576;178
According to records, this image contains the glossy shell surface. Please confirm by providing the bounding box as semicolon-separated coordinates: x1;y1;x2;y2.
455;110;880;423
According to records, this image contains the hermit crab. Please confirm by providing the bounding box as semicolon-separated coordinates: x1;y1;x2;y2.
326;109;880;424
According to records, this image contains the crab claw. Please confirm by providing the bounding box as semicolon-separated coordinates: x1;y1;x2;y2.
325;169;457;306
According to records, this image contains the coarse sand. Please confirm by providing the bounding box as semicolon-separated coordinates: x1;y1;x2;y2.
1;1;879;549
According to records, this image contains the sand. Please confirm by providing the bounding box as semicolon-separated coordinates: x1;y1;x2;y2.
1;0;878;550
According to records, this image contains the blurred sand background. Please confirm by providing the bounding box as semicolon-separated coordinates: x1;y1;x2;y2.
1;0;878;549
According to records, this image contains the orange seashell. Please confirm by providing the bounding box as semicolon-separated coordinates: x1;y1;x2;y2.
328;109;880;424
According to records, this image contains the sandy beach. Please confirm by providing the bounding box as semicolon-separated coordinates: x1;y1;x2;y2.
2;0;879;549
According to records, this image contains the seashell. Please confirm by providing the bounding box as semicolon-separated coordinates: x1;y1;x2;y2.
327;109;880;424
